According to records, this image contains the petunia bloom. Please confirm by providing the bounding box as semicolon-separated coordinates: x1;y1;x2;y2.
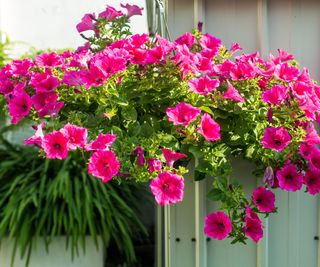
42;131;69;160
305;123;320;145
150;171;184;206
60;123;87;150
86;133;116;151
276;163;303;192
148;158;162;173
244;216;263;243
197;113;221;142
188;76;220;96
120;3;143;18
304;167;320;195
88;150;120;182
204;211;232;240
99;5;123;20
133;146;145;166
222;80;244;102
166;102;201;126
261;85;288;105
8;92;32;124
252;186;275;213
161;148;187;168
261;126;292;152
24;122;45;147
76;13;97;33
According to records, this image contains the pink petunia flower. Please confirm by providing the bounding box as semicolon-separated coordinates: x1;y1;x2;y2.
304;167;320;195
252;186;275;213
35;52;63;68
150;171;184;206
88;150;120;182
42;131;68;160
204;211;232;240
133;146;145;166
60;123;87;150
309;149;320;170
86;133;116;151
299;142;319;160
275;63;299;82
245;206;261;223
276;163;303;192
76;13;97;33
188;76;220;96
244;216;263;243
199;33;221;57
120;3;143;18
261;85;288;105
161;148;187;168
24;122;45;147
166;102;201;126
147;158;162;173
222;81;244;102
197;113;221;142
305;123;320;145
99;5;123;20
8;92;32;124
175;32;195;48
30;72;60;93
261;127;292;152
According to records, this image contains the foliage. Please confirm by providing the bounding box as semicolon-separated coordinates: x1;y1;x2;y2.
0;132;147;266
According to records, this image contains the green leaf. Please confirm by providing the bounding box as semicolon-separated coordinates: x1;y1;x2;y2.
194;170;206;181
200;106;214;115
207;188;226;201
188;146;203;159
121;106;137;121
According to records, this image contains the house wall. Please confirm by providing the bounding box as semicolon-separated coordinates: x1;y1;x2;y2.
165;1;320;267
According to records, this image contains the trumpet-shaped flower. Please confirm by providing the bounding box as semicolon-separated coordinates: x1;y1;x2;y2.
76;13;96;33
204;211;232;240
24;122;45;147
304;167;320;195
150;171;184;206
244;216;263;243
197;113;221;142
88;150;120;182
8;92;32;124
252;186;275;212
261;127;291;152
148;158;162;173
222;81;244;102
61;124;87;150
99;5;123;20
276;163;303;192
86;133;116;151
261;85;288;105
120;3;143;18
161;148;187;168
166;102;201;126
42;131;68;160
188;76;220;96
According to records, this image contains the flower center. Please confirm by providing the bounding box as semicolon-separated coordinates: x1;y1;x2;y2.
217;222;225;230
54;143;61;150
162;183;169;190
286;174;292;181
103;162;109;169
255;198;261;203
21;104;27;111
274;140;282;146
